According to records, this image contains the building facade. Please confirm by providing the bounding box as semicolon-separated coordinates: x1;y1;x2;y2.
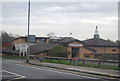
12;36;49;57
83;26;119;58
67;40;95;59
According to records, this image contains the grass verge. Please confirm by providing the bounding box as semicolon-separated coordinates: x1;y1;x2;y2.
43;60;118;70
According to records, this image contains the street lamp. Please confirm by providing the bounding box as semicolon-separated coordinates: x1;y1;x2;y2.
26;0;30;63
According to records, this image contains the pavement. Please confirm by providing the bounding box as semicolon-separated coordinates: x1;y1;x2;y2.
28;61;120;79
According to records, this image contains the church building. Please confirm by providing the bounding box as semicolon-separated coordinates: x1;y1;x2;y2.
66;26;118;59
82;26;118;58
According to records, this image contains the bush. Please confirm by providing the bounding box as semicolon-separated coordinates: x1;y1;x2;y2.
49;45;68;57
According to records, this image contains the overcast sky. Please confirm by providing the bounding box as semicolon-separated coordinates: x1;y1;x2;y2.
1;0;119;41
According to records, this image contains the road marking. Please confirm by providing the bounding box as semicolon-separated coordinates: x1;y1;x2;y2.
2;70;26;80
16;64;98;79
5;60;36;64
5;60;23;63
4;61;117;80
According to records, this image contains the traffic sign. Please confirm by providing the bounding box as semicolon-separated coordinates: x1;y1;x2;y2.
28;35;35;43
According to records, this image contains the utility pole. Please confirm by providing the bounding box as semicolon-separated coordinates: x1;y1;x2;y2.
26;0;30;63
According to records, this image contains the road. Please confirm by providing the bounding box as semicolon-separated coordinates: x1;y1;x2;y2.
1;59;119;81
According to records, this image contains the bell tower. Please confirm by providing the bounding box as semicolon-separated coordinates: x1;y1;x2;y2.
94;26;100;38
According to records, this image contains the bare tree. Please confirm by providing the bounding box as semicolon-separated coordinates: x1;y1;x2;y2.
47;32;55;38
2;31;10;43
1;31;16;43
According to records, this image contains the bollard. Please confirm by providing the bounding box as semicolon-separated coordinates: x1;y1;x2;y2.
59;59;61;63
98;60;101;67
69;59;72;64
49;58;51;62
72;58;75;65
75;59;78;66
82;59;85;65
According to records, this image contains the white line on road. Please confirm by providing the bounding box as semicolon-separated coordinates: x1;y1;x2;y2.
5;60;23;63
16;64;98;79
2;70;26;80
4;60;36;64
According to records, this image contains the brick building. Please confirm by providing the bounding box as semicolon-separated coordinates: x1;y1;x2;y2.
83;27;118;58
12;36;49;57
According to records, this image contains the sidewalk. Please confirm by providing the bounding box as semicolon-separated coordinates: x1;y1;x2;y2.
28;61;120;79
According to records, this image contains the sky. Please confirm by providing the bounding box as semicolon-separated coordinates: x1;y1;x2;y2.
1;0;119;41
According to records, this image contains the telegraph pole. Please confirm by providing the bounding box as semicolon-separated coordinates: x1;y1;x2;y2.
26;0;30;63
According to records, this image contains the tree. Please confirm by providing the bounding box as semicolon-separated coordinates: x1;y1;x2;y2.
116;40;120;44
49;45;68;57
47;32;55;38
1;31;17;42
107;39;113;42
2;31;11;43
1;31;13;48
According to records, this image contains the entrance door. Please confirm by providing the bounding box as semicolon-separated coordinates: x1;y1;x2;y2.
72;48;79;58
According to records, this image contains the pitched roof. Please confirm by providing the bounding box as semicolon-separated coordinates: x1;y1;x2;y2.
59;37;80;44
2;48;19;55
83;38;118;47
29;43;57;55
12;36;49;41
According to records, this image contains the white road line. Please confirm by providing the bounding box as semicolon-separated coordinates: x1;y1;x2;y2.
5;60;22;63
5;60;36;64
2;70;26;80
16;64;98;79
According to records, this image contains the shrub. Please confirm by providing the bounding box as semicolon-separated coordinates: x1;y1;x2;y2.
49;45;68;57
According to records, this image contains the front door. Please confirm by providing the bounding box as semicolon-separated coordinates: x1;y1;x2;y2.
72;48;79;58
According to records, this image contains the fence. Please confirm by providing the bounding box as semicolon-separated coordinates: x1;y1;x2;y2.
44;57;120;67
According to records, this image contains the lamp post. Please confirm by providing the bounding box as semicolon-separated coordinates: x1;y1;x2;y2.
26;0;30;63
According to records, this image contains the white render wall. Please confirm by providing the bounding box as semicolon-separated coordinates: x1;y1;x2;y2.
14;43;34;57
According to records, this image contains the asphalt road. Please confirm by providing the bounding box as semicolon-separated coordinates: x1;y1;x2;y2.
1;59;119;81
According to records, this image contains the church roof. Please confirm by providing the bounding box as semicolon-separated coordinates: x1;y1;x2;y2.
83;37;118;47
83;26;118;47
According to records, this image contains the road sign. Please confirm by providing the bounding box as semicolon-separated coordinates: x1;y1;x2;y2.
28;35;35;43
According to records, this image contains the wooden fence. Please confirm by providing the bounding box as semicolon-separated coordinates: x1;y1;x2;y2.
44;57;120;67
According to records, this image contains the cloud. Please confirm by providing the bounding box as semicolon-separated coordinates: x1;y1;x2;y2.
45;6;65;11
1;2;118;41
29;2;117;15
2;0;119;2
